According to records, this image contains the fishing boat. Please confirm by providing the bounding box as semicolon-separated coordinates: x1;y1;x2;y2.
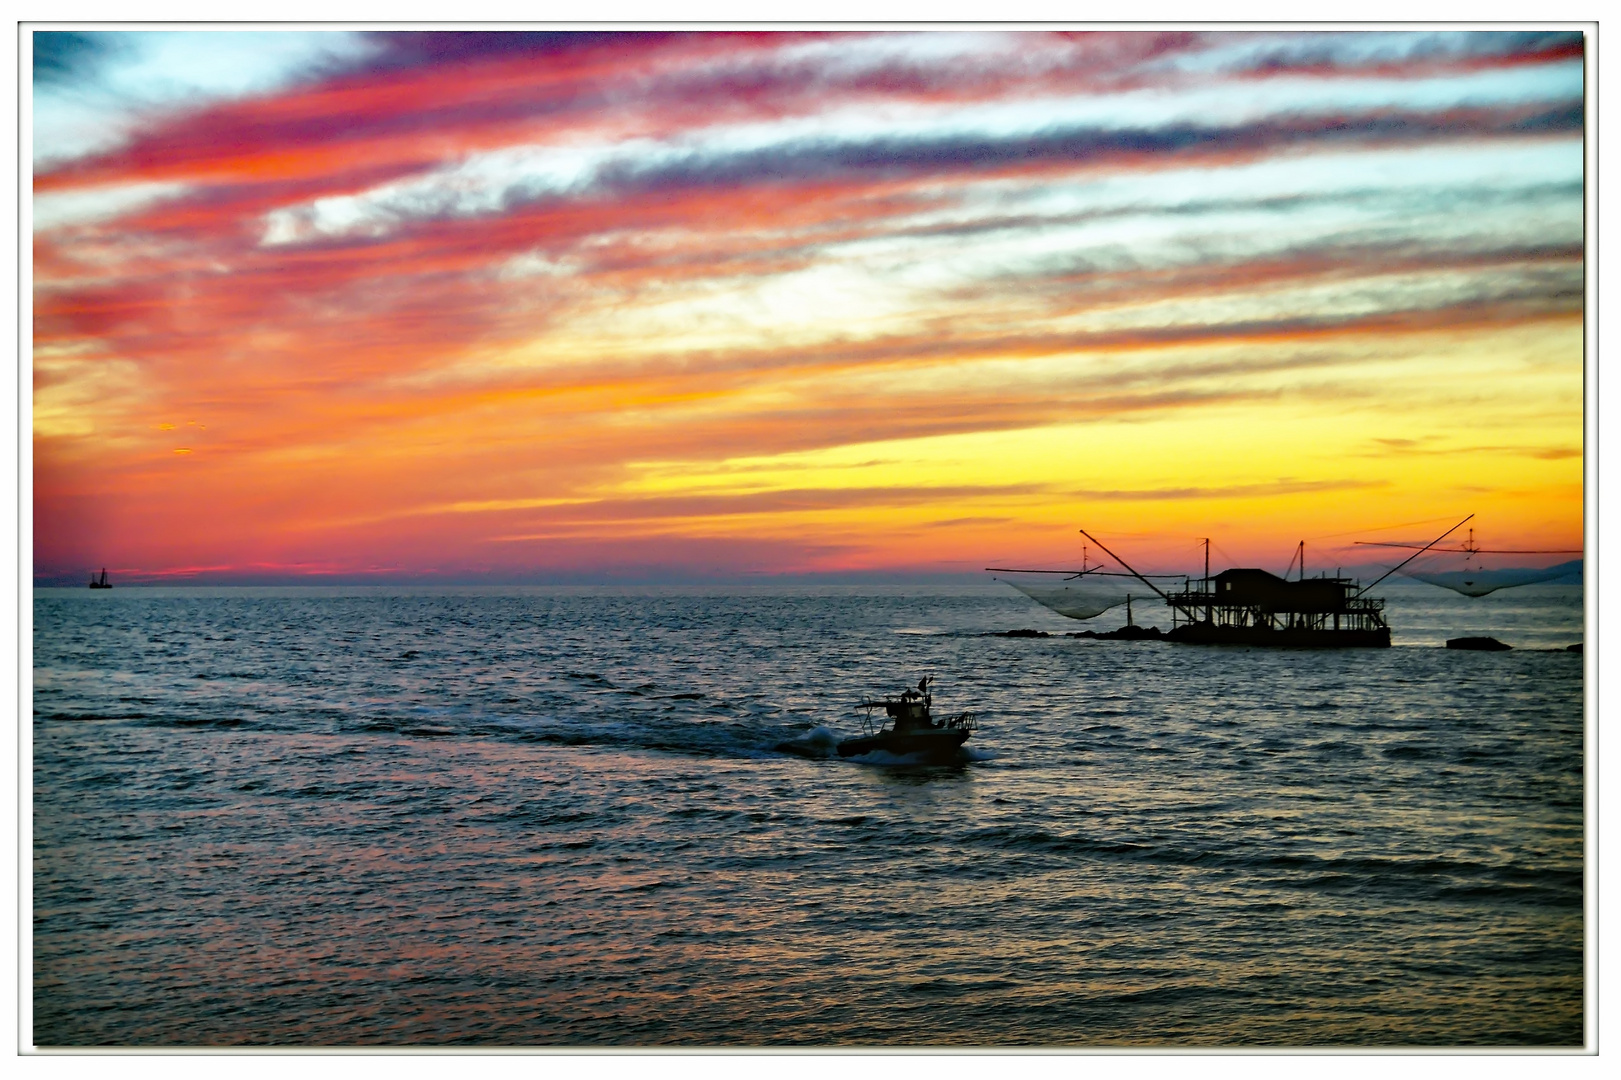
838;677;977;760
87;568;111;590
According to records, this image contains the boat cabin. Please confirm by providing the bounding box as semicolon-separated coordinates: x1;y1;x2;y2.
874;691;936;731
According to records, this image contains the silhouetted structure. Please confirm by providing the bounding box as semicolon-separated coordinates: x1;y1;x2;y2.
1079;530;1411;649
1163;568;1389;647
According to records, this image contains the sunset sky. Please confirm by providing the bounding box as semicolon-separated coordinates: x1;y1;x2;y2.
31;29;1586;583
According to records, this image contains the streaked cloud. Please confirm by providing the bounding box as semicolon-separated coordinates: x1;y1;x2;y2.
32;30;382;168
31;29;1585;582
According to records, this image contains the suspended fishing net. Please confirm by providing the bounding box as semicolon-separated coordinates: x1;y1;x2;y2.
1000;576;1138;620
1396;553;1582;597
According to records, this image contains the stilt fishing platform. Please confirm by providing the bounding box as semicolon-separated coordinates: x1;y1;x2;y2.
992;516;1481;649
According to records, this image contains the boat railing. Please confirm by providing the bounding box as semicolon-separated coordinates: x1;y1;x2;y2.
856;706;976;734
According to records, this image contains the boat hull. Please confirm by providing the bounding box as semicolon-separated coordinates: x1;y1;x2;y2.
1165;623;1390;648
837;728;970;760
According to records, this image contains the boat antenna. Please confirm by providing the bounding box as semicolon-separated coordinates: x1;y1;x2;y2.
1078;529;1199;620
1355;513;1474;598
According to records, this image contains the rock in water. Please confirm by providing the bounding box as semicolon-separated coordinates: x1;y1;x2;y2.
1446;636;1512;651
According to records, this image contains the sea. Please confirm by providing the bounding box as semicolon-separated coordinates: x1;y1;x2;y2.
30;580;1586;1047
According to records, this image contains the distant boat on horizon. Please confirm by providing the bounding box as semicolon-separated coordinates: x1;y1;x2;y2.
88;568;111;589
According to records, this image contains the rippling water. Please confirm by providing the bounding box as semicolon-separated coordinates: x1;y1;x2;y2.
32;582;1584;1046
